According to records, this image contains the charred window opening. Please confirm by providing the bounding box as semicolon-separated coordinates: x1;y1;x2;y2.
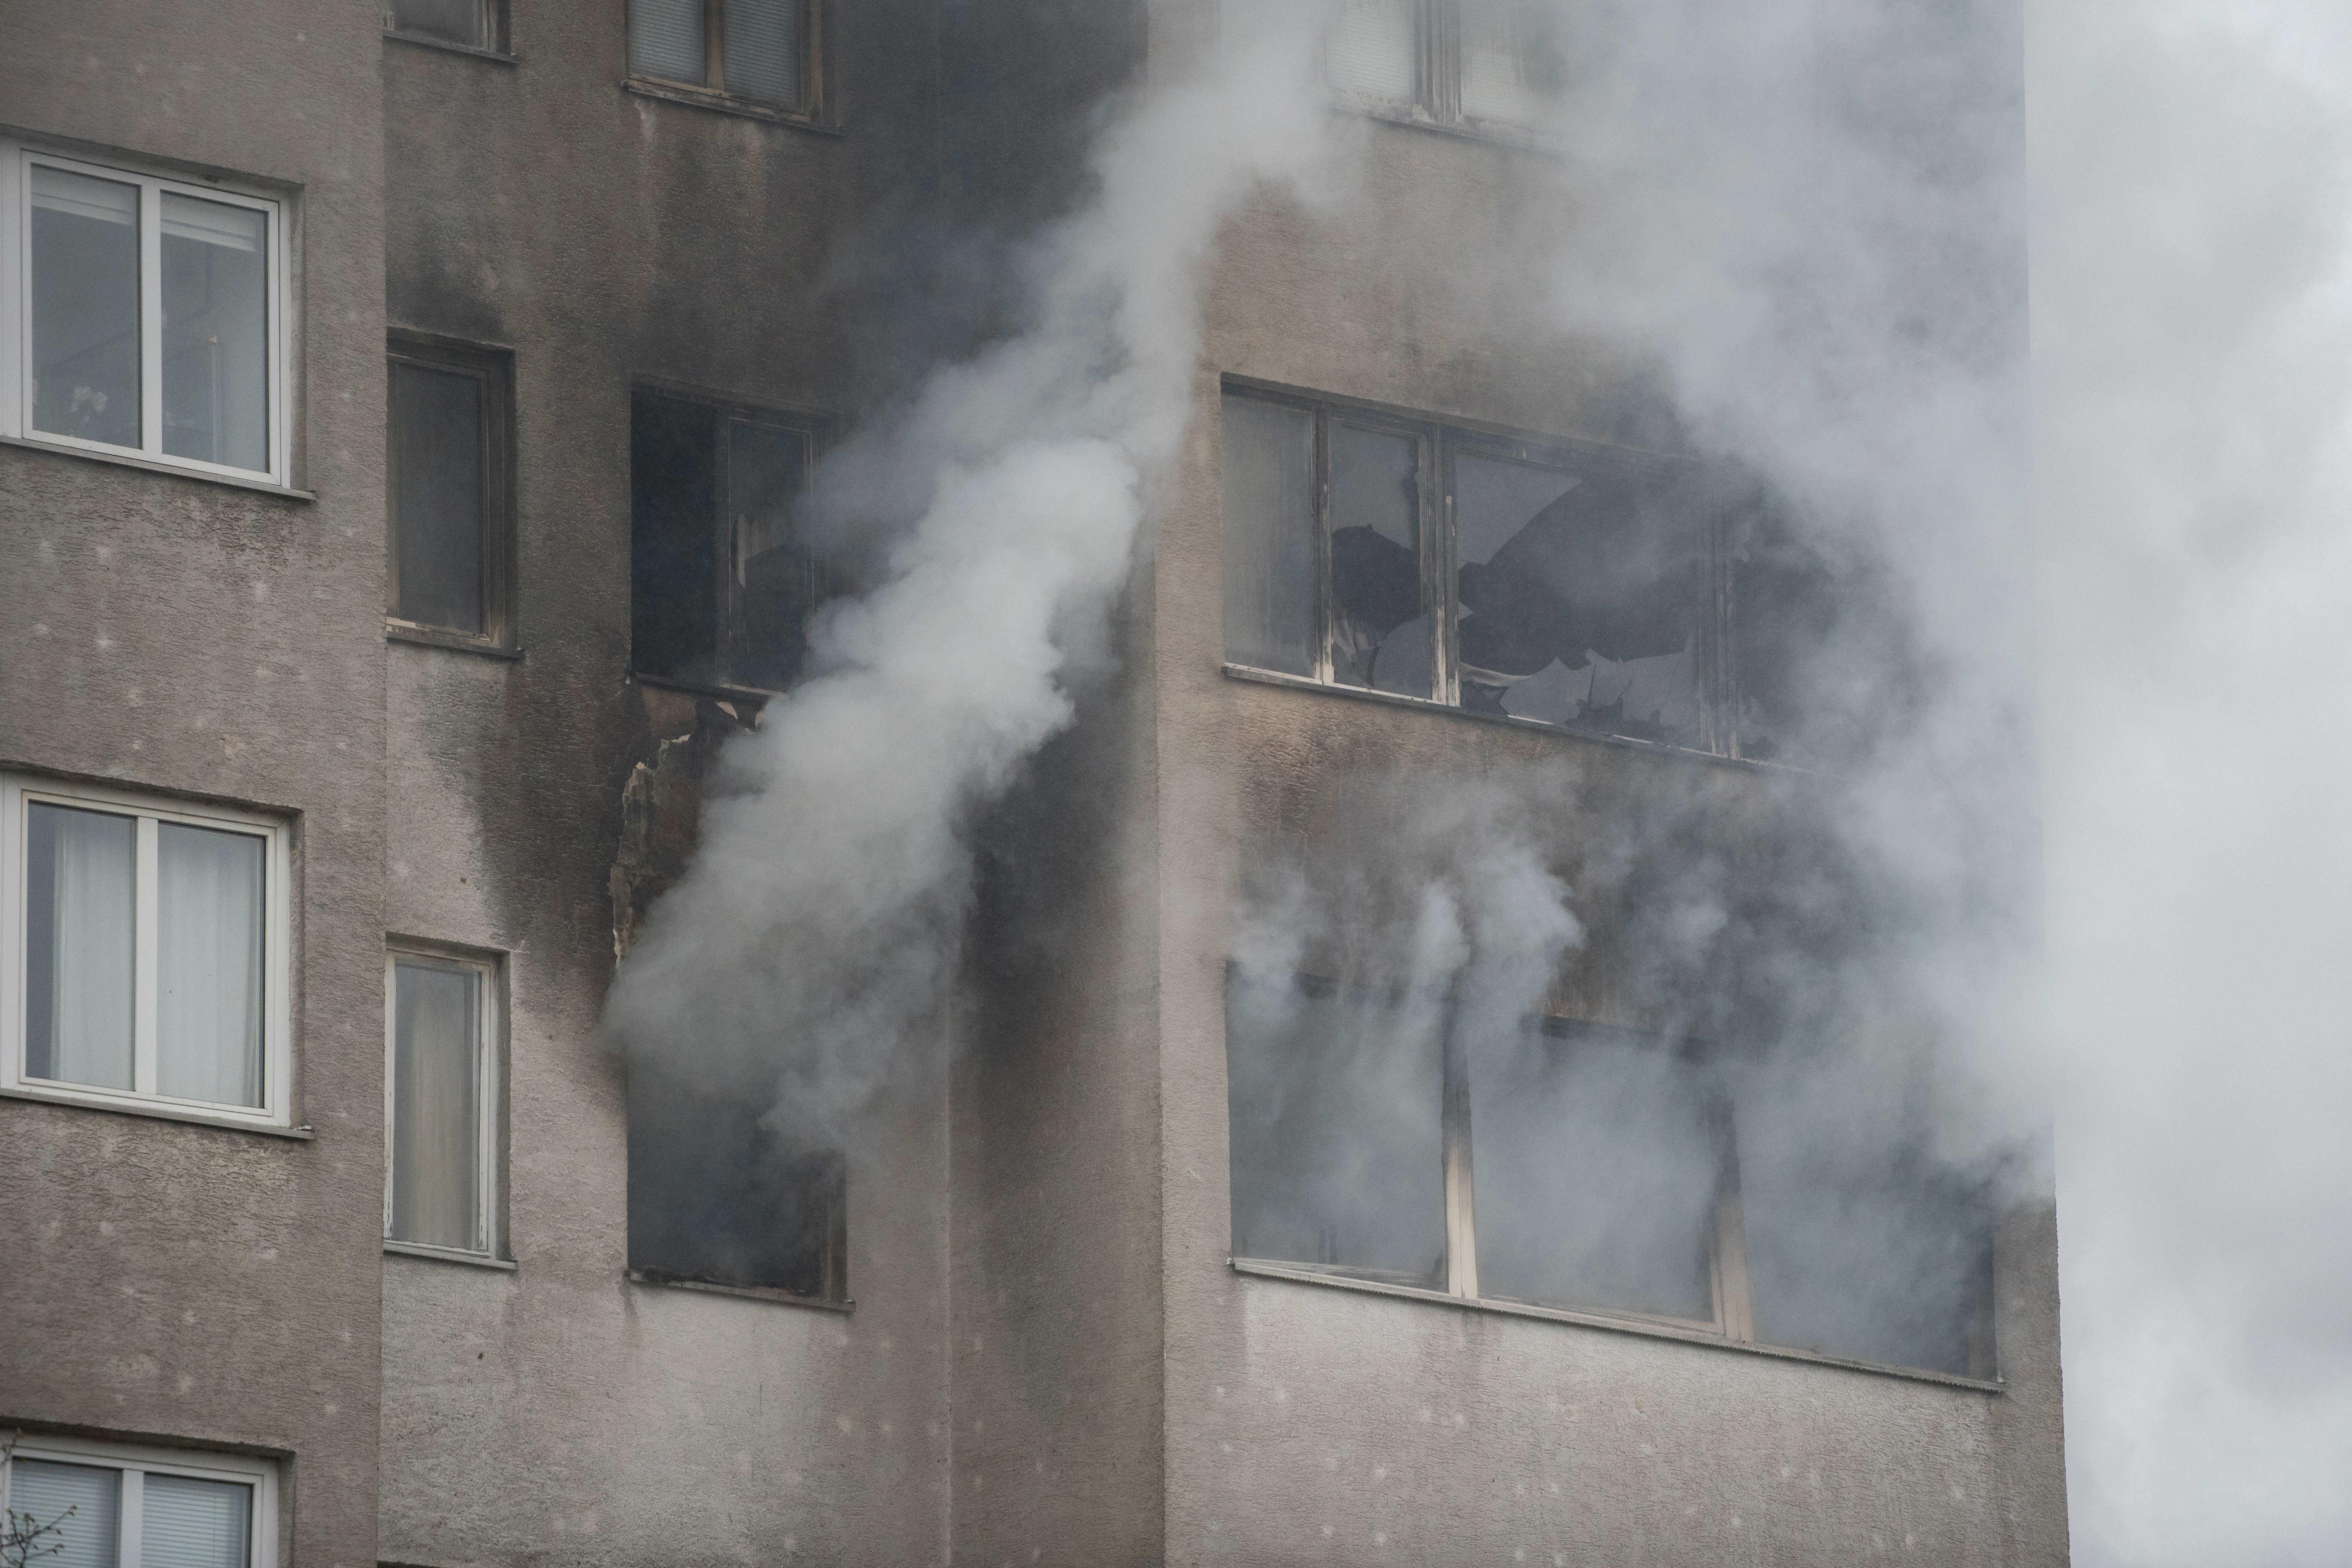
631;386;830;696
1225;968;1998;1378
626;1072;847;1303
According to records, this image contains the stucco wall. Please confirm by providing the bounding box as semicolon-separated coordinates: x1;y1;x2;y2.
0;4;390;1565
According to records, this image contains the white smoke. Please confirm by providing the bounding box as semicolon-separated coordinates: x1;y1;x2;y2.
606;13;1344;1124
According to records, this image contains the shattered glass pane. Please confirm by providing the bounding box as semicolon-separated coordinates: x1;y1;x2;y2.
631;390;721;685
1220;394;1317;677
1452;450;1706;746
1466;1020;1720;1322
1226;971;1447;1287
1329;423;1430;696
724;416;813;691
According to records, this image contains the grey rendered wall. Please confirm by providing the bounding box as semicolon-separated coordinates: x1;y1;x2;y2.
0;4;390;1565
1145;11;2069;1565
376;3;952;1562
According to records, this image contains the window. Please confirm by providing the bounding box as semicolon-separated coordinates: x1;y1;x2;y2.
0;776;293;1130
627;0;820;115
631;385;832;695
627;1071;848;1304
2;1438;278;1568
385;0;507;52
1326;0;1565;134
1;143;288;485
385;947;503;1259
1222;382;1814;758
1226;969;1999;1379
386;335;515;649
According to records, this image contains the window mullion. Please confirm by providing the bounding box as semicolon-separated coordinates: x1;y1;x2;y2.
117;1466;145;1568
133;815;160;1094
138;182;162;456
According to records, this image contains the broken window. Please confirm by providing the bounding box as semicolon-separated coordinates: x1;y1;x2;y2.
629;0;815;111
387;335;514;647
1220;382;1730;752
1225;968;1998;1377
626;1072;847;1303
1325;0;1565;133
631;386;828;695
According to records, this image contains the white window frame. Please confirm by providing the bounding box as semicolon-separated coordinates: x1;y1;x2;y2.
0;140;291;486
0;773;295;1130
383;943;506;1260
0;1433;280;1568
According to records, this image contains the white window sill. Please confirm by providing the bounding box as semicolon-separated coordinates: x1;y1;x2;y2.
0;1083;310;1138
626;1268;853;1313
385;1239;517;1271
0;433;313;500
1231;1257;2005;1393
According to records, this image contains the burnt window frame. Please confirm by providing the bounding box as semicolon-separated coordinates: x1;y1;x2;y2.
1224;970;2002;1383
1220;376;1755;760
1323;0;1564;142
385;332;518;655
623;0;832;129
628;379;832;702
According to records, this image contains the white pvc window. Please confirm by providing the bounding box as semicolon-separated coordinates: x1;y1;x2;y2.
0;142;288;485
384;947;503;1258
1;1438;278;1568
0;774;294;1130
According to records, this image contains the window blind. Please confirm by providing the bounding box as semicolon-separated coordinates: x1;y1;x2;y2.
629;0;705;84
723;0;799;104
1329;0;1416;104
138;1475;252;1568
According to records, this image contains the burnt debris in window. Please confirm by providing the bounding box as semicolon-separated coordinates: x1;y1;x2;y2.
1329;422;1431;695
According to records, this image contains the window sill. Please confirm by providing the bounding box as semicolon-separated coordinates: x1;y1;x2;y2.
384;29;519;65
0;1084;311;1138
385;1239;517;1271
1219;662;1804;774
0;434;312;501
626;1268;853;1313
1230;1258;2005;1393
621;76;838;133
388;623;524;660
1339;98;1560;156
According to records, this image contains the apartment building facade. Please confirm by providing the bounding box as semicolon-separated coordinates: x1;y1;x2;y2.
0;2;2063;1565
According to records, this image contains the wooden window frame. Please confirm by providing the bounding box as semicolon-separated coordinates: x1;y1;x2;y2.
0;773;295;1133
0;140;291;487
623;0;830;127
1221;376;1743;758
1;1436;280;1568
385;332;518;654
383;941;508;1265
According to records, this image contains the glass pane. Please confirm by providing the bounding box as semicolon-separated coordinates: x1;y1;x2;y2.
156;824;266;1108
724;418;811;689
391;0;486;46
1226;974;1447;1286
1467;1022;1720;1322
631;390;721;684
723;0;800;103
7;1459;120;1568
139;1474;252;1568
628;1071;844;1298
629;0;706;83
1220;395;1317;677
1459;0;1560;127
1731;509;1846;765
1329;424;1428;695
1735;1091;1996;1376
1329;0;1417;103
391;961;483;1251
24;804;135;1091
1452;452;1706;746
29;166;141;450
161;194;270;472
390;361;486;634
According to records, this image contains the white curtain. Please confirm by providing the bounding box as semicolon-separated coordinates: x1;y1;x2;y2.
7;1459;119;1568
1329;0;1417;103
139;1475;251;1568
26;804;135;1091
156;824;265;1107
392;961;481;1250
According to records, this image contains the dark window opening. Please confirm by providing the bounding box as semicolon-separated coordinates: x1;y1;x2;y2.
627;1072;847;1302
388;336;514;645
631;387;826;694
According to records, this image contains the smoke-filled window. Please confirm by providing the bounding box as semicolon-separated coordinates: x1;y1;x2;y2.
1322;0;1564;134
631;386;829;696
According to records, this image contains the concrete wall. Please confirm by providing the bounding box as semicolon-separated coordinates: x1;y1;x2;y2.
0;3;390;1565
374;2;956;1562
